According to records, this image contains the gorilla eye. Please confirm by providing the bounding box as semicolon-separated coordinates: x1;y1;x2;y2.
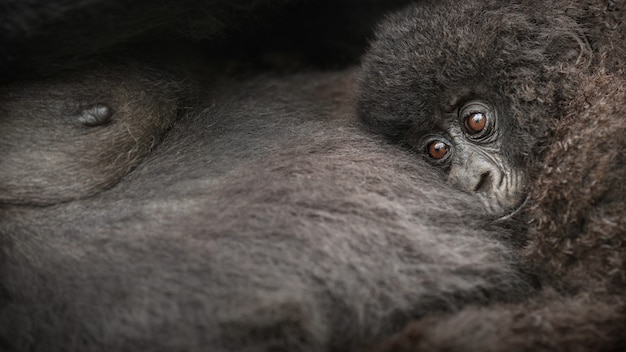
427;140;450;160
459;101;494;140
465;112;486;134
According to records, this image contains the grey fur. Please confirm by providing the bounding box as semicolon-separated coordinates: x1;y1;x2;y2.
373;71;626;352
3;0;624;350
357;0;596;212
0;63;181;205
0;69;535;351
357;0;626;350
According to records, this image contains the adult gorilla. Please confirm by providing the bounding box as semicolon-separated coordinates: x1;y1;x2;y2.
0;67;534;351
0;1;534;350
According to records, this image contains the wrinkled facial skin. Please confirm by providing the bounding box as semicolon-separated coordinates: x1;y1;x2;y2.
417;98;526;216
357;0;587;217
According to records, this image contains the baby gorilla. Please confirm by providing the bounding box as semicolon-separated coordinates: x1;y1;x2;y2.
357;0;595;216
0;63;182;205
358;0;626;350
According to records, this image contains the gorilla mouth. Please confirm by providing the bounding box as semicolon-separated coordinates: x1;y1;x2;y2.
494;194;529;222
474;181;528;221
487;169;527;220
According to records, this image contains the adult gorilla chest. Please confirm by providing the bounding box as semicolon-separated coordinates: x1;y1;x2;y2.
0;70;531;352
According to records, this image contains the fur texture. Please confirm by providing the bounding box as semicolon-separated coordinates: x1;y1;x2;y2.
1;0;624;350
357;0;600;172
0;63;182;204
359;1;626;350
0;70;535;351
372;71;626;352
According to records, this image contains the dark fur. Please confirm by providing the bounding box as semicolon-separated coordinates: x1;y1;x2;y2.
526;71;625;294
358;0;626;350
0;0;413;82
358;0;599;170
372;71;626;352
0;63;182;204
1;0;624;350
0;0;294;80
0;70;535;351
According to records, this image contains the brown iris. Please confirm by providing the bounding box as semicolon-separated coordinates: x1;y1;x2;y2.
465;112;487;134
427;140;450;160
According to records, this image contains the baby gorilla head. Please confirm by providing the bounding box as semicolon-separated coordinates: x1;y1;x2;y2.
357;0;591;216
420;97;526;215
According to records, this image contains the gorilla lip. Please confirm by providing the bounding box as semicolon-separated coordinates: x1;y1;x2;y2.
494;195;529;222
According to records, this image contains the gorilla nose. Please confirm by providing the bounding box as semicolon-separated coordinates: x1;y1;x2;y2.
474;171;493;192
448;161;499;196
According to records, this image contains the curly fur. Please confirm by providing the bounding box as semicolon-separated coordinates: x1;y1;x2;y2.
373;72;626;352
358;0;603;169
527;72;625;292
361;1;626;350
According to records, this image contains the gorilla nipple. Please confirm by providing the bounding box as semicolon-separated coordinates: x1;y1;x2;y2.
77;104;114;126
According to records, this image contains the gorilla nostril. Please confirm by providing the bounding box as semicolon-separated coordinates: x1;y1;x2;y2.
498;171;505;187
474;171;492;192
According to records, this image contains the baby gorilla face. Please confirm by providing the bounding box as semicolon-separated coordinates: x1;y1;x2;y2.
418;98;526;216
357;0;587;217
